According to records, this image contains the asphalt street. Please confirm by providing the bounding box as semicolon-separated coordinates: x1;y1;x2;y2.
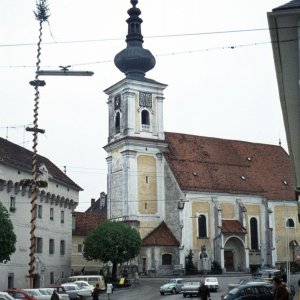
100;274;300;300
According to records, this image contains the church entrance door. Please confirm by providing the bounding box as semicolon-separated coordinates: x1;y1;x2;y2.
224;250;234;271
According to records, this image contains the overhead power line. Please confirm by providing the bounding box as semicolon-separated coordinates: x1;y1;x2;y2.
0;38;297;70
0;25;299;48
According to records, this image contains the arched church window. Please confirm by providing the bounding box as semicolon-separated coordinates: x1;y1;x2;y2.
250;217;259;250
115;112;120;133
141;110;150;125
198;214;207;238
162;253;172;265
286;218;295;228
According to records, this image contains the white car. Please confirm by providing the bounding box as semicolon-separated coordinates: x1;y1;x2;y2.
204;277;219;292
0;292;16;300
23;289;51;300
39;288;69;300
73;281;94;291
61;283;92;299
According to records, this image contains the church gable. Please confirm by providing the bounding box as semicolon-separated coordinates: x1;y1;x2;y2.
164;132;295;201
142;221;179;247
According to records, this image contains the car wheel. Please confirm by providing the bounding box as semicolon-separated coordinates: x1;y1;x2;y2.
160;292;164;295
172;288;176;295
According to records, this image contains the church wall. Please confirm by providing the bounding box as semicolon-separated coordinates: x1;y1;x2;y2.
221;202;235;219
163;161;182;243
137;155;157;215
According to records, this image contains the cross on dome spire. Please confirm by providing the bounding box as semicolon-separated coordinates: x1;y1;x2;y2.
114;0;156;79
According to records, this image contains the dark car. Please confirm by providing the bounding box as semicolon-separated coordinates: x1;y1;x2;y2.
223;283;273;300
5;289;37;300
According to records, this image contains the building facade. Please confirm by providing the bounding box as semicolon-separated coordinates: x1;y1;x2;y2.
0;137;81;289
104;0;298;275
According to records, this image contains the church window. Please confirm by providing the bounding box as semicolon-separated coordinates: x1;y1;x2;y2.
145;203;147;210
141;110;150;125
198;214;207;238
145;176;148;184
250;217;259;250
286;218;295;228
162;253;172;265
115;112;120;133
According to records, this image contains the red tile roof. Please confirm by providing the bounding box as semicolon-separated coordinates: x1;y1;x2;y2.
142;221;180;246
221;220;246;234
0;137;82;190
73;212;106;236
164;132;295;201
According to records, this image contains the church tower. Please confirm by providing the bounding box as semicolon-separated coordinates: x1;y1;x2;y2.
104;0;168;237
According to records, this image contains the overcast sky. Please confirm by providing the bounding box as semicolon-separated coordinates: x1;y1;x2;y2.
1;0;289;211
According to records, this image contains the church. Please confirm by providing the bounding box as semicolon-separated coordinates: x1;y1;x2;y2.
103;0;298;275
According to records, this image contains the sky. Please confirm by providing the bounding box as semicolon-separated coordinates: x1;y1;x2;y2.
0;0;289;211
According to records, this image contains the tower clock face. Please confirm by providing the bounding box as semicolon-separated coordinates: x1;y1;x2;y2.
114;95;121;109
139;92;152;108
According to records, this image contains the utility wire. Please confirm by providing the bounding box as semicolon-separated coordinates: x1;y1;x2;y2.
0;38;297;69
0;25;299;48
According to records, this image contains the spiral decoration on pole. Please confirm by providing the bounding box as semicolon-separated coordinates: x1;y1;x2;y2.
24;0;49;288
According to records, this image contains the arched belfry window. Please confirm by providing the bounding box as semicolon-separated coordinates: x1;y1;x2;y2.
198;214;207;238
250;217;259;250
115;112;120;133
141;110;150;125
286;218;295;228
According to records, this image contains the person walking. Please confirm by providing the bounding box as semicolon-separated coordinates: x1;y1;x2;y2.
92;283;101;300
50;290;59;300
272;277;289;300
198;281;211;300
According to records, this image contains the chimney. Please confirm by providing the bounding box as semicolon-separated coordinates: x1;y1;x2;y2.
91;198;95;207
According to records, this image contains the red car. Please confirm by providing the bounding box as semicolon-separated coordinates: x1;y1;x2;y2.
5;289;37;300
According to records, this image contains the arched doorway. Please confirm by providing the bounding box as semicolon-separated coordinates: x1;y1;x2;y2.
224;237;246;272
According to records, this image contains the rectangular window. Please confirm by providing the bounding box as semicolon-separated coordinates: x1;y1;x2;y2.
61;211;64;224
35;237;43;253
10;197;16;212
78;244;83;253
49;239;55;254
50;208;54;221
8;273;14;289
50;272;54;285
37;205;42;219
60;240;65;255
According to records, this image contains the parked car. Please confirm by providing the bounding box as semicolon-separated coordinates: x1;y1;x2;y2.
204;277;219;292
44;287;69;300
181;281;200;298
252;268;281;281
61;283;91;300
68;276;105;290
39;289;69;300
0;292;17;300
223;283;273;300
23;289;50;300
73;281;93;291
228;279;247;291
5;289;36;300
159;278;185;295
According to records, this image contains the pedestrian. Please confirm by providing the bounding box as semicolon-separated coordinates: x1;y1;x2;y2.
272;277;289;300
92;283;101;300
50;290;59;300
198;281;211;300
106;282;113;300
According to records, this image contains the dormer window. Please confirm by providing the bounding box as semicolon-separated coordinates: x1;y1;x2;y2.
115;112;120;133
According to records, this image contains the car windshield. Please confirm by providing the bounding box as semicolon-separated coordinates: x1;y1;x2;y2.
25;290;42;296
206;278;217;282
169;279;177;283
229;288;239;295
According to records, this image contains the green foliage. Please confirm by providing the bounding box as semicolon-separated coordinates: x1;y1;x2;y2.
0;202;16;263
34;0;50;22
185;249;195;271
83;220;141;268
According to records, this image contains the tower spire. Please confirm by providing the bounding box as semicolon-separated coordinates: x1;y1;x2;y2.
114;0;156;79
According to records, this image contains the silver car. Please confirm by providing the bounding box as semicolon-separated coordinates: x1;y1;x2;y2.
160;278;185;295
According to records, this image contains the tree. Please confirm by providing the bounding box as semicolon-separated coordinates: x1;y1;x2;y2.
185;249;195;274
0;202;16;263
83;220;141;280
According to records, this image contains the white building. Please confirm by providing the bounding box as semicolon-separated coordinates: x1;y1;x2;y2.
104;0;298;275
0;137;81;289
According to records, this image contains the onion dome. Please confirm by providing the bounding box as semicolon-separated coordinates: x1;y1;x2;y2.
114;0;156;79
